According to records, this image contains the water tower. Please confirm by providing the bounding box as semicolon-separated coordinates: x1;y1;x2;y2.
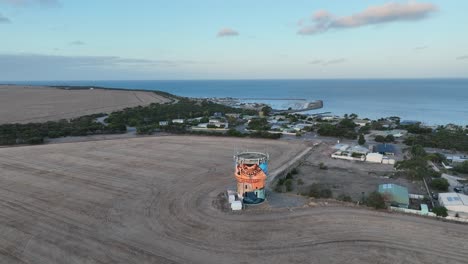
234;152;269;204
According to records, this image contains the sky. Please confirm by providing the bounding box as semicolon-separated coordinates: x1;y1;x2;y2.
1;0;467;80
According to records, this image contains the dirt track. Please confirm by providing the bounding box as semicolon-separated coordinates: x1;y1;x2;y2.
0;136;467;264
0;85;170;124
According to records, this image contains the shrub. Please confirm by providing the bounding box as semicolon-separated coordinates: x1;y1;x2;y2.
319;162;328;170
375;135;385;143
277;178;286;186
453;161;468;174
385;134;395;142
306;183;332;198
337;194;353;202
285;179;293;192
274;185;284;193
366;192;387;209
297;178;304;185
432;206;448;217
291;168;299;175
431;178;449;191
358;134;366;145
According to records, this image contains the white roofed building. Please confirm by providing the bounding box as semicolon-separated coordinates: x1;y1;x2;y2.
438;193;468;218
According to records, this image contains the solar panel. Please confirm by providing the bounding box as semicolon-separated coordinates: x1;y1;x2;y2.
447;197;453;202
453;197;460;201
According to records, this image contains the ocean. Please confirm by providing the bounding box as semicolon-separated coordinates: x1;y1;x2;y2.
11;79;468;126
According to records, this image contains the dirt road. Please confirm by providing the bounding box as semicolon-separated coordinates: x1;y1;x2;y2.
0;136;466;264
0;85;170;124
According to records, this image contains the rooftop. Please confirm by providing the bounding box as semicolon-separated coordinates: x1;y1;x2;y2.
378;184;409;207
439;193;468;206
375;144;396;153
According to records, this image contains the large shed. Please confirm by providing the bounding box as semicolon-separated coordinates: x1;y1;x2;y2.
378;184;409;208
438;193;468;218
375;144;396;156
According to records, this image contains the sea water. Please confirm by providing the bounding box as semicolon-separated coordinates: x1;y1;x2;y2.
12;79;468;125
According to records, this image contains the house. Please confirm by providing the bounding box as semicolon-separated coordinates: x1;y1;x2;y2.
172;119;185;124
349;145;370;155
159;121;169;126
400;120;420;125
209;119;221;124
446;155;468;164
354;119;370;127
378;184;409;208
293;123;313;131
438;193;468;218
333;144;349;151
374;144;396;156
225;113;240;118
366;153;383;163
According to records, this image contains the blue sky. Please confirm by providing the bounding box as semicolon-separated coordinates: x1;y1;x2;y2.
0;0;467;80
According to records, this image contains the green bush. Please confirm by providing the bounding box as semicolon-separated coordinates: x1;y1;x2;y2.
277;178;286;186
385;134;395;142
337;194;353;202
285;179;293;192
297;178;304;185
306;183;332;198
358;134;366;145
432;206;448;217
274;185;284;193
319;162;328;170
431;178;449;191
366;192;387;209
453;161;468;174
374;135;385;143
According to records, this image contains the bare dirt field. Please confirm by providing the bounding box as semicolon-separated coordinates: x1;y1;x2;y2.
0;136;467;264
290;142;427;201
0;85;170;124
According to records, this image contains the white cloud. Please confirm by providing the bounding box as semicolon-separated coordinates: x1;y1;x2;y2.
298;1;437;35
0;0;61;7
69;40;85;46
309;58;346;66
0;12;11;23
217;28;239;37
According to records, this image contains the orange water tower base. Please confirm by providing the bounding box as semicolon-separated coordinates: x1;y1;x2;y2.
234;152;269;204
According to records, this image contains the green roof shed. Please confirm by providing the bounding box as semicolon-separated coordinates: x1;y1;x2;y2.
378;184;409;208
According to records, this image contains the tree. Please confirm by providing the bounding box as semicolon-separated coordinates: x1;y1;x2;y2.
366;192;387;209
261;106;272;116
432;206;448;217
385;134;395;142
427;153;447;164
375;135;386;142
410;145;427;157
247;118;270;131
453;161;468;174
285;179;293;192
431;178;449;191
358;134;366;145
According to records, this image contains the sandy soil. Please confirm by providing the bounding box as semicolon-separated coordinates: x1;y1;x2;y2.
0;136;467;264
0;85;170;124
